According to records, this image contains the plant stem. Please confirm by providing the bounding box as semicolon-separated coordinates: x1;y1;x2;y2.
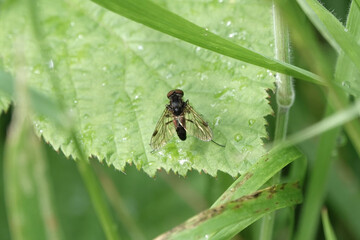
74;134;120;240
259;2;293;239
294;104;340;240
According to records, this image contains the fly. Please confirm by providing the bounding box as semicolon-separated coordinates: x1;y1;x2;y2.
150;89;225;150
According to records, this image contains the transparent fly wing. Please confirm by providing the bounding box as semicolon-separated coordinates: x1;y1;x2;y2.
183;102;213;141
150;107;176;150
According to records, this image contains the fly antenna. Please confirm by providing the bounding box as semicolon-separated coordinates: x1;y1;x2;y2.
211;140;225;148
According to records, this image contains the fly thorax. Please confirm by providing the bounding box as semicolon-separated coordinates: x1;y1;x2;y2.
170;99;184;116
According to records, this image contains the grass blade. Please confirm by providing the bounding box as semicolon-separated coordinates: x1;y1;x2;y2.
155;183;302;240
328;162;360;239
280;100;360;149
212;147;303;207
294;105;340;240
297;0;360;72
90;0;324;86
321;208;337;240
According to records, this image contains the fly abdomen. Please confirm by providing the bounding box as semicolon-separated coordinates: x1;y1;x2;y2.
176;126;187;141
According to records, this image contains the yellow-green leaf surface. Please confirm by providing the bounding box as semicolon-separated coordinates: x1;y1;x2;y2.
0;0;274;176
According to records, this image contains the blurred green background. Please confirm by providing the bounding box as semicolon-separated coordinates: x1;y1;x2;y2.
1;0;359;239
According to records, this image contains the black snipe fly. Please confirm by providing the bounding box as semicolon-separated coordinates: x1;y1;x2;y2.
150;89;224;150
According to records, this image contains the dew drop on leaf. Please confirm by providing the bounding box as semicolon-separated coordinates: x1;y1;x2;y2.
228;32;237;38
234;133;243;142
341;81;350;88
179;159;189;165
248;119;255;126
48;59;54;69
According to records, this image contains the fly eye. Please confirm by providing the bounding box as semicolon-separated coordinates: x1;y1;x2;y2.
174;89;184;97
167;90;175;99
167;89;184;99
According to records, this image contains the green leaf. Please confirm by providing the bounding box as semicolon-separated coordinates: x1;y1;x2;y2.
0;0;276;176
333;2;360;97
212;146;303;207
321;208;337;240
155;182;302;240
296;0;360;77
211;147;304;240
328;161;360;240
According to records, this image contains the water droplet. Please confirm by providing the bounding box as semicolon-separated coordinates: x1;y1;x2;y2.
179;159;189;165
195;46;201;52
241;64;246;69
248;119;256;126
228;32;237;38
257;73;264;79
344;28;349;32
200;73;208;81
214;116;221;126
218;0;223;3
137;45;144;50
205;234;209;239
234;133;243;142
244;145;254;152
74;100;78;104
102;66;108;71
70;22;75;27
226;20;232;26
166;73;173;79
39;129;43;134
342;81;350;88
102;82;106;87
77;34;83;39
214;89;228;99
48;59;54;69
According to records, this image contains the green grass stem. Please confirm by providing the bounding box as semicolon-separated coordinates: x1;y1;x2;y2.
321;208;337;240
294;104;340;240
259;2;293;239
